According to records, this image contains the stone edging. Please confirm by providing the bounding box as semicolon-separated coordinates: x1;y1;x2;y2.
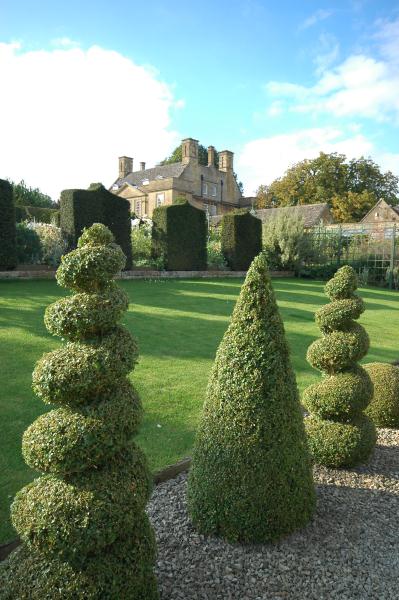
0;270;294;280
0;457;192;562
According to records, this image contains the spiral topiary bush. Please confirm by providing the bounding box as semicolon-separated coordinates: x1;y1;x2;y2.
303;265;376;468
188;253;316;543
364;362;399;428
0;223;158;600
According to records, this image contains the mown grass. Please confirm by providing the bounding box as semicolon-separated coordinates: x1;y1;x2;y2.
0;277;398;543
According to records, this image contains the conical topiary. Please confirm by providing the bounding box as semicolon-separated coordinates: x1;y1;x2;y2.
303;265;376;467
187;253;316;543
0;224;158;599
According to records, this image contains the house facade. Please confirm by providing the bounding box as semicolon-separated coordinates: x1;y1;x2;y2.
361;198;399;224
110;138;252;218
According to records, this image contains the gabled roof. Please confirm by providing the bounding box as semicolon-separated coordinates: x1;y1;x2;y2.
114;162;187;189
360;198;399;223
256;202;331;227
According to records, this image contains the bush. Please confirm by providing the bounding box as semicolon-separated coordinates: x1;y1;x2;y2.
207;228;228;270
60;183;132;269
364;363;399;428
152;200;207;270
131;219;152;266
15;222;43;265
0;178;17;270
220;210;261;271
188;253;315;543
0;223;158;599
15;205;60;225
30;222;67;266
262;212;312;271
303;265;376;467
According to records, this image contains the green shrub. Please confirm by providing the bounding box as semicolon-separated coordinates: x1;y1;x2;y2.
364;363;399;428
0;178;17;270
152;200;207;270
0;223;158;599
207;228;228;270
262;212;312;271
15;205;60;225
188;253;315;543
60;183;132;269
131;220;152;266
220;210;261;271
303;265;376;467
30;222;67;266
15;222;43;265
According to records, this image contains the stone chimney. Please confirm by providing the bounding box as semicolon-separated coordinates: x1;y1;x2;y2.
219;150;233;172
181;138;199;165
119;156;133;179
207;146;215;167
140;161;146;171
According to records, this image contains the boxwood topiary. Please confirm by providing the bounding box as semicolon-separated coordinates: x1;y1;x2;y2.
364;362;399;428
303;265;376;467
187;253;316;543
220;209;262;271
0;178;17;270
0;223;158;599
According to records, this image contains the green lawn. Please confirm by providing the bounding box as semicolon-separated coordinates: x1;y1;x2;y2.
0;277;398;544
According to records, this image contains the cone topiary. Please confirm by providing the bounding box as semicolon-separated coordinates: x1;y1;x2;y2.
0;224;158;600
364;362;399;428
303;265;376;467
187;253;316;543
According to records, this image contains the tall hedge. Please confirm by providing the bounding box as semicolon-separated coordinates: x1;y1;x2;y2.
0;224;158;599
15;205;60;225
221;210;262;271
151;200;207;270
0;178;17;270
60;183;132;269
188;253;316;543
303;265;376;467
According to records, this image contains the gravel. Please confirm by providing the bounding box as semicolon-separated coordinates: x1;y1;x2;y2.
147;428;399;600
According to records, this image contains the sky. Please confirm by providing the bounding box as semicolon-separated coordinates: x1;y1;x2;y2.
1;0;399;199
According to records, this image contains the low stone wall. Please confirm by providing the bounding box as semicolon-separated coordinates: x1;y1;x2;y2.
0;269;294;280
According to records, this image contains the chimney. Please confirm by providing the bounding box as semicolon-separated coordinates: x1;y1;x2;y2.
218;150;233;172
140;161;146;171
119;156;133;179
181;137;199;165
207;146;215;167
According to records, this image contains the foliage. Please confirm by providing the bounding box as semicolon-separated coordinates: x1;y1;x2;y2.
15;222;43;265
131;219;152;265
0;224;158;599
262;212;313;271
303;265;376;467
221;210;262;270
255;153;399;221
152;201;207;270
188;254;315;542
386;265;399;290
15;205;60;225
29;222;67;266
60;183;132;269
10;179;55;209
207;228;228;270
364;363;399;428
0;179;17;270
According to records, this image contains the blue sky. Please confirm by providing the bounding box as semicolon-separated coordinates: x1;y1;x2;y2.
1;0;398;198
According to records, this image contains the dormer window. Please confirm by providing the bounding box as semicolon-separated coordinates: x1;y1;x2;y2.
142;179;149;185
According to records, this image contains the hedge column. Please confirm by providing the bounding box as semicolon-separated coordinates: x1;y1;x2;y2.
221;209;262;271
188;253;315;543
0;179;17;270
0;224;158;599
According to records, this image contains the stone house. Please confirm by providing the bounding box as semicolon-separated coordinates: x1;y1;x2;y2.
110;138;252;218
360;199;399;224
210;202;333;228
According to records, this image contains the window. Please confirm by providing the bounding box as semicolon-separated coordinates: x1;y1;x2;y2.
135;200;141;215
142;179;149;185
210;184;217;197
156;193;165;207
203;182;208;196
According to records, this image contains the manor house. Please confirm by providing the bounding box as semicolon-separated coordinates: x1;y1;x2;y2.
110;138;252;218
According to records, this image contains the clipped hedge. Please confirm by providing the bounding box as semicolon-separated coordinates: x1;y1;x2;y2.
221;210;262;271
15;205;60;225
0;224;158;599
188;253;315;543
303;265;376;467
60;183;132;269
364;363;399;428
0;178;17;270
151;200;207;270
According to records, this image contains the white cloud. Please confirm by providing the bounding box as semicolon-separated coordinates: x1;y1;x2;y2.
236;127;375;195
299;9;333;30
0;42;181;199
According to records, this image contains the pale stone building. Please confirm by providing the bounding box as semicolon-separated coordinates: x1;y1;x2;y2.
360;198;399;224
110;138;252;218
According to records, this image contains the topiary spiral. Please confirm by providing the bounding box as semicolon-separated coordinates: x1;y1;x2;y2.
0;224;158;600
303;265;376;467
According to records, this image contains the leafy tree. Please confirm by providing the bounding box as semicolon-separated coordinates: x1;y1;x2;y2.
255;153;399;221
10;179;56;208
188;253;315;542
0;224;158;599
262;212;313;271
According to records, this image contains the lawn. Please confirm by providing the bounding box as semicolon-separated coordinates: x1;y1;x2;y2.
0;276;398;544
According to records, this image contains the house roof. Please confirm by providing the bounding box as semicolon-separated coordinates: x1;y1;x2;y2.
113;162;187;189
360;198;399;223
256;202;330;227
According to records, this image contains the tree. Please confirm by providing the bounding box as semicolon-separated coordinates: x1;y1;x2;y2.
304;265;376;467
0;178;17;270
188;253;316;543
10;179;56;208
0;224;158;599
262;212;312;271
255;153;399;222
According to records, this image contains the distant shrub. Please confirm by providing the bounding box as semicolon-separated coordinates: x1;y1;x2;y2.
364;363;399;428
131;219;152;266
263;213;312;271
16;222;43;265
29;223;67;267
207;228;228;270
152;201;207;270
15;205;60;225
221;210;261;270
0;178;17;270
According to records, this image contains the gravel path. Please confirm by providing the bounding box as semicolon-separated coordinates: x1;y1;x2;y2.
147;429;399;600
